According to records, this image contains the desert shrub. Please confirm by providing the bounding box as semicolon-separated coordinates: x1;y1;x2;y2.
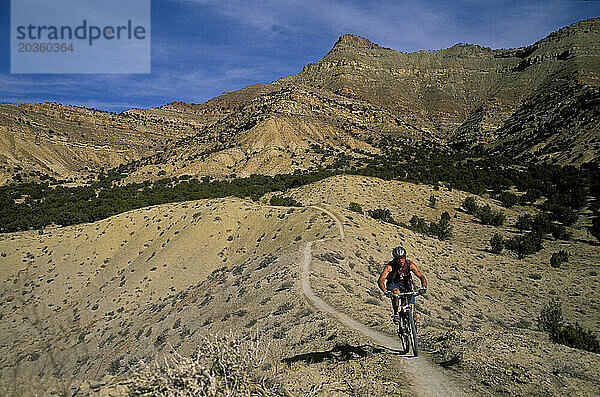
368;208;397;225
539;191;586;227
538;300;600;353
269;195;302;207
461;197;504;226
428;221;438;237
522;188;542;204
437;211;452;240
542;191;587;213
490;233;504;254
130;333;284;396
461;197;478;214
409;213;451;240
275;281;293;292
476;204;505;226
546;204;579;226
273;302;293;316
538;299;563;340
428;194;437;208
410;215;428;234
516;214;533;232
317;252;345;264
532;213;553;234
505;231;543;259
348;202;363;214
551;224;571;240
555;323;600;353
516;212;570;241
108;357;122;375
550;250;569;268
498;191;519;208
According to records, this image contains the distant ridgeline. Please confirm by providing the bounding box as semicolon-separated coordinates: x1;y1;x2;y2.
1;139;598;239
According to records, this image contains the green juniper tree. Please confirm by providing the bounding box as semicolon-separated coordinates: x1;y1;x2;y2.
437;211;452;240
428;194;437;208
490;233;504;254
348;202;364;214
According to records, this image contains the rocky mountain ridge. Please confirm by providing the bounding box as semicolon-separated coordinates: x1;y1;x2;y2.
1;18;599;397
1;18;598;185
120;16;600;170
291;18;599;151
0;102;202;184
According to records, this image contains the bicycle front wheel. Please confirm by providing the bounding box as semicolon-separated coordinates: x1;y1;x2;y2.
408;308;419;357
398;316;409;354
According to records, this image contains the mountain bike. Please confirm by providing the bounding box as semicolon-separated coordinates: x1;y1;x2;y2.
388;290;422;357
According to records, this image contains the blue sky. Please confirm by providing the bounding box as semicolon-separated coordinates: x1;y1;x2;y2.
1;0;599;112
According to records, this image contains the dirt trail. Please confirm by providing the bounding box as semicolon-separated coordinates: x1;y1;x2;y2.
303;206;465;397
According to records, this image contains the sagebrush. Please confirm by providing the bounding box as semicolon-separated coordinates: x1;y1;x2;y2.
538;299;600;353
129;332;285;396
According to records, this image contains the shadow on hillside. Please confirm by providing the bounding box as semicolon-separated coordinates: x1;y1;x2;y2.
574;237;600;246
282;344;383;365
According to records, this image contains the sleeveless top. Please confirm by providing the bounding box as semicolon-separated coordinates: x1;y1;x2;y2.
385;259;413;287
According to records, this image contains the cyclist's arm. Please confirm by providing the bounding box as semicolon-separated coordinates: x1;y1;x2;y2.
410;263;427;288
378;265;392;292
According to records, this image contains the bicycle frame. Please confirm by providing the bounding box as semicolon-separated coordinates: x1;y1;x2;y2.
388;290;421;356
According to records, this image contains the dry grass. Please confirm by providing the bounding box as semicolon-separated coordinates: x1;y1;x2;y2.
129;332;287;396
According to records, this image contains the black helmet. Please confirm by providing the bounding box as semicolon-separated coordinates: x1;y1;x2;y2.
392;246;406;258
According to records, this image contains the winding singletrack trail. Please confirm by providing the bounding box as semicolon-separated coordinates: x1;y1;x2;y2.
303;206;465;397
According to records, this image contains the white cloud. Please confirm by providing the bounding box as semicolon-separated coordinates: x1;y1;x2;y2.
176;0;599;51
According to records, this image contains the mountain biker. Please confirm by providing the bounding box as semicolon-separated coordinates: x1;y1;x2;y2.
378;246;427;324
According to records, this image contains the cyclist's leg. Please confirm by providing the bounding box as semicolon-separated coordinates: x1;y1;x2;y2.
387;282;401;314
396;283;412;299
386;282;401;324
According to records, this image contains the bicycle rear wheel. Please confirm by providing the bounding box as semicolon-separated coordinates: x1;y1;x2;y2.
408;308;419;357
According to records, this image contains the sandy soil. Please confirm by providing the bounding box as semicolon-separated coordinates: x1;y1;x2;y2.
1;175;599;396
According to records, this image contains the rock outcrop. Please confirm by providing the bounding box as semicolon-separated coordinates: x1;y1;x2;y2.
1;18;599;185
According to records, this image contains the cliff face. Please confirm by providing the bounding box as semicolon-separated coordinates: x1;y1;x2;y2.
290;18;600;156
292;40;509;137
0;102;201;183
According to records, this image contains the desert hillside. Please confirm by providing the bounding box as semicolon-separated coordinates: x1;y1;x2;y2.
0;102;203;184
121;17;600;181
1;175;598;396
2;19;599;187
1;15;600;397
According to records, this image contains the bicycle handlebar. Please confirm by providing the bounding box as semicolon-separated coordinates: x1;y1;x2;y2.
387;290;423;299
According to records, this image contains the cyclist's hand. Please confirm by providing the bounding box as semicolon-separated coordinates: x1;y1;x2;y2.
418;287;427;294
384;290;393;298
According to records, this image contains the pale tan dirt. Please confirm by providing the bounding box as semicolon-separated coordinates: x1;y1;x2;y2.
1;175;599;396
302;205;466;396
288;175;600;396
